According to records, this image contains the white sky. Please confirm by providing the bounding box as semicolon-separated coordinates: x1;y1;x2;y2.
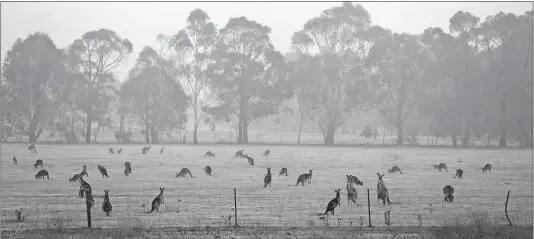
1;1;532;81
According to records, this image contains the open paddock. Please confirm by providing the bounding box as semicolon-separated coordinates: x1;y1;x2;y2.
1;144;532;231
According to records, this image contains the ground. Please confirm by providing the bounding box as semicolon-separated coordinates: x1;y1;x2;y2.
1;143;532;236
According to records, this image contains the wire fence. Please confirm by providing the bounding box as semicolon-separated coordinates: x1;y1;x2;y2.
1;188;532;231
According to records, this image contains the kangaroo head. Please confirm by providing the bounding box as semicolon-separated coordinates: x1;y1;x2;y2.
377;173;384;181
335;189;341;195
159;187;165;193
346;175;351;181
267;167;271;173
309;169;313;174
98;164;101;169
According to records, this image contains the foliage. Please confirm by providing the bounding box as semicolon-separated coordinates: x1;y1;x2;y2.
361;125;373;139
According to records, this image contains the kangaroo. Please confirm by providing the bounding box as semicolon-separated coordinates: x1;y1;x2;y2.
346;176;358;206
147;188;165;213
244;154;254;166
176;168;195;178
82;164;88;171
108;148;115;155
203;166;212;176
376;173;391;205
34;159;44;169
203;151;215;158
443;185;455;203
481;164;492;173
295;169;312;186
264;167;272;188
348;175;364;186
97;164;109;178
35;169;49;179
142;145;151;155
264;149;270;158
388;166;403;174
13;156;17;165
124;162;132;175
102;190;113;217
235;149;245;158
160;146;164;155
279;168;288;176
77;176;94;207
28;144;37;153
80;169;88;178
454;169;464;179
117;148;122;155
69;173;81;183
318;189;341;216
433;163;448;172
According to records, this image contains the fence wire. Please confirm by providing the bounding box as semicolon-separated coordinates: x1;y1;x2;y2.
1;189;531;231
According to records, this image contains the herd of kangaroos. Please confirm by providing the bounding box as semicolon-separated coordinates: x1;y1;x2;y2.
14;144;494;218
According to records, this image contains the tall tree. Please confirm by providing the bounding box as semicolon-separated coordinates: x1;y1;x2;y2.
291;2;377;145
205;17;293;144
168;9;217;144
368;32;427;145
481;11;533;147
120;47;189;144
66;29;133;143
1;32;69;143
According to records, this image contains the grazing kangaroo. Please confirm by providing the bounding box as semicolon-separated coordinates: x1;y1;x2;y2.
34;159;44;169
279;168;288;176
443;185;455;203
263;149;270;158
35;169;49;179
203;166;212;176
376;173;391;205
433;163;448;172
346;176;358;206
454;169;464;179
264;167;272;188
13;156;17;165
176;168;195;178
481;164;492;173
348;175;364;186
203;151;215;158
295;169;313;186
142;145;151;155
97;164;109;178
235;149;245;158
117;148;122;155
317;189;341;216
28;144;37;153
102;190;113;217
108;148;115;155
244;154;254;166
388;166;403;174
69;173;81;183
147;188;165;213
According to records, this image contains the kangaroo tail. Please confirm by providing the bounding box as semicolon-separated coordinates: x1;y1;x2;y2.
399;170;403;174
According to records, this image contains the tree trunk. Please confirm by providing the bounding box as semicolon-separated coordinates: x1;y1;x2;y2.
323;111;336;145
498;133;507;147
297;120;303;144
396;120;404;145
498;95;508;147
85;110;92;144
243;122;249;144
462;121;470;147
151;125;159;144
193;126;198;144
452;135;457;147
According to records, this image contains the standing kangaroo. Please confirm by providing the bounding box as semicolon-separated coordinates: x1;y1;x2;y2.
443;185;455;203
263;149;270;158
97;164;109;178
28;144;37;153
108;148;115;155
295;169;313;186
142;145;151;155
481;164;492;173
148;188;165;213
376;173;392;205
264;167;272;188
346;175;358;206
117;148;122;155
318;189;341;216
203;166;212;176
12;156;17;165
160;146;164;155
102;190;113;217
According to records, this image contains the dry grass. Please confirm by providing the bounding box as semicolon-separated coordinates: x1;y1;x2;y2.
1;144;532;232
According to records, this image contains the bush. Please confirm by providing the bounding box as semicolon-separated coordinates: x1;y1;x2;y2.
361;126;373;139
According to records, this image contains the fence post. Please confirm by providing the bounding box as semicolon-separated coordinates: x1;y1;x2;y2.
505;190;512;226
234;188;238;227
280;132;283;144
86;199;92;228
367;189;373;227
257;133;259;143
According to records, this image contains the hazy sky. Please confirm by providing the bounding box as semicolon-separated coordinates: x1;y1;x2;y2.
1;1;532;81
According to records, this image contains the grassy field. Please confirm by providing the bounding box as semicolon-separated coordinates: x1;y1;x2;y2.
1;143;532;232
